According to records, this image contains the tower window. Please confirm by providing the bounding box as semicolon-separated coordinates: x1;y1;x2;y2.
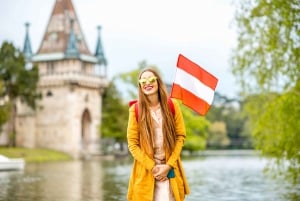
81;62;87;73
47;62;55;74
46;91;53;97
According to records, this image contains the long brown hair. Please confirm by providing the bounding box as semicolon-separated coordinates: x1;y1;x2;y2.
137;68;177;158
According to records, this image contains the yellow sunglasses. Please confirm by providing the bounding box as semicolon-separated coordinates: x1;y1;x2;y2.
138;76;158;85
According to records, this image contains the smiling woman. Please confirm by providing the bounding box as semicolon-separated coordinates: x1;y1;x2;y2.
126;68;190;201
139;72;159;96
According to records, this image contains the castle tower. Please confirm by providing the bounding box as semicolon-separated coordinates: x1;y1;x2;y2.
16;0;108;158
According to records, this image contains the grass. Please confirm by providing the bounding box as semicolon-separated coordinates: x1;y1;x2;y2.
0;147;73;163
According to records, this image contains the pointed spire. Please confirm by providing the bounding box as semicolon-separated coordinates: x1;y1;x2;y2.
65;19;79;58
37;0;91;55
95;26;107;66
23;22;33;61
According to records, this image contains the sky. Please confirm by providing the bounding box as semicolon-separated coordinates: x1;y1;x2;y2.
0;0;239;99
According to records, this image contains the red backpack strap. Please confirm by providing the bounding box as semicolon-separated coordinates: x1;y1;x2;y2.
128;100;139;122
134;102;138;122
129;100;137;107
168;98;175;116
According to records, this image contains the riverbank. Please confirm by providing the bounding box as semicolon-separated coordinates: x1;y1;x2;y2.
0;147;72;163
181;149;260;158
0;147;260;163
197;149;260;156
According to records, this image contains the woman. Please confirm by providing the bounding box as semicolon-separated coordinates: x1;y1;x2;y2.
127;68;190;201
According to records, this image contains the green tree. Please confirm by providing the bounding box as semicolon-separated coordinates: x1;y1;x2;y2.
181;104;210;154
0;41;40;146
231;0;299;182
222;105;250;149
232;0;299;93
101;79;128;153
206;92;250;149
0;80;10;128
207;121;230;149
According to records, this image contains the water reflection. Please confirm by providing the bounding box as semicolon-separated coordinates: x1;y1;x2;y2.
0;155;299;201
0;161;106;201
101;158;131;201
182;156;300;201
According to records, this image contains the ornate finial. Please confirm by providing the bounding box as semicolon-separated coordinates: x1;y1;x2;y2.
25;22;30;29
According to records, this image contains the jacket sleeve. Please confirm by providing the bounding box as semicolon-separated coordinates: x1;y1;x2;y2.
167;99;186;167
127;105;155;171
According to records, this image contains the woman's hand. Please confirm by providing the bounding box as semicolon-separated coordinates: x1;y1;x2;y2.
152;164;171;181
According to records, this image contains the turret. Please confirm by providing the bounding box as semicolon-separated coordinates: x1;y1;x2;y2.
23;22;33;62
95;26;107;65
94;26;107;76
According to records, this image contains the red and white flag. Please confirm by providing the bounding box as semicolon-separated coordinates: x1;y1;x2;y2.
171;54;218;115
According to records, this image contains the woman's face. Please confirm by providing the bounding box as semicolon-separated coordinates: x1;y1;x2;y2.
139;71;159;96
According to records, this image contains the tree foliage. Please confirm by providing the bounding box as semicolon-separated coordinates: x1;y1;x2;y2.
181;104;209;153
0;42;40;108
207;121;230;149
101;79;128;142
0;41;40;145
231;0;300;182
232;0;299;93
206;92;250;149
0;81;10;127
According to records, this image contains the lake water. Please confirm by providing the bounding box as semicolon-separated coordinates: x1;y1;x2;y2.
0;153;299;201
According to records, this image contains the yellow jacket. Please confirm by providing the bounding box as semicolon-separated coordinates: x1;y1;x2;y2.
127;99;190;201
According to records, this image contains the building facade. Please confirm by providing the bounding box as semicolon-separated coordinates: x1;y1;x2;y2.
14;0;108;159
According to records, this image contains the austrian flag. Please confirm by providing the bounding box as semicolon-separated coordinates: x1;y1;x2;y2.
171;54;218;115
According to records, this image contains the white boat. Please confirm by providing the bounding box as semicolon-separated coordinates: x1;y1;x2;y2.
0;155;25;171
